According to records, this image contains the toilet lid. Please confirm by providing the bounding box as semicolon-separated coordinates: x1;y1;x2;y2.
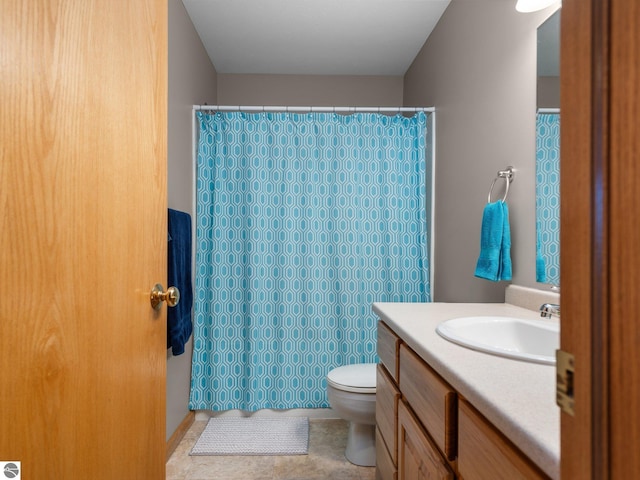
327;363;377;394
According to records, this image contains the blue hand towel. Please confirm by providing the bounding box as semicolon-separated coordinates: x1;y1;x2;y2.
474;201;512;282
167;209;193;355
535;225;547;283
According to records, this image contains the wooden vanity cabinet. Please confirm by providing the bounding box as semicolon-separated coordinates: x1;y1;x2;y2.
377;321;400;480
376;320;551;480
377;321;456;480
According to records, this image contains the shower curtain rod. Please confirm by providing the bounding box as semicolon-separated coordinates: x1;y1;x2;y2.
537;108;560;113
193;105;435;113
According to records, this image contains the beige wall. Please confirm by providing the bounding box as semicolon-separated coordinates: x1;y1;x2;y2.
218;74;403;106
167;0;217;441
404;0;557;302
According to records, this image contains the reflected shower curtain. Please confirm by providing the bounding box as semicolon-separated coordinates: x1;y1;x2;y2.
190;111;431;411
535;112;560;284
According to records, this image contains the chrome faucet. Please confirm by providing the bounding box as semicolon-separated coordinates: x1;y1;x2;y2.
540;303;560;319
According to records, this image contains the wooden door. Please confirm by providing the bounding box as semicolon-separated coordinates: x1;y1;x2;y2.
0;1;167;478
562;0;640;478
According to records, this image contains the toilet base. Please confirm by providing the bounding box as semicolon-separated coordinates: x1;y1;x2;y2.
344;422;376;467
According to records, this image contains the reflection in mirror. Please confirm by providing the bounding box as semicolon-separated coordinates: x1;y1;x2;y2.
536;110;559;284
536;10;560;285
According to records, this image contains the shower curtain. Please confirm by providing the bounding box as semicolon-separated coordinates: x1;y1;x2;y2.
190;111;432;411
535;112;560;285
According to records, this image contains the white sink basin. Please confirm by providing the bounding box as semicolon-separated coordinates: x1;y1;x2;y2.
436;316;559;365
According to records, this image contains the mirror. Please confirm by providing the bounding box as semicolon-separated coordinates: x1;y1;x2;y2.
536;10;560;285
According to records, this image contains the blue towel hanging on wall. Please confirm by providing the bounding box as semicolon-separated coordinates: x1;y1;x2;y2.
474;201;512;282
167;209;193;355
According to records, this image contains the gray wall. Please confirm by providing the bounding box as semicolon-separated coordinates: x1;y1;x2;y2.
538;76;560;108
218;74;403;106
167;0;217;441
404;0;557;302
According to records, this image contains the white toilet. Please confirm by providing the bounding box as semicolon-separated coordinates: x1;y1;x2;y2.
326;363;377;467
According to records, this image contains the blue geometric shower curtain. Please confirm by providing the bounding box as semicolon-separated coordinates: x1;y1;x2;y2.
190;111;431;411
535;112;560;284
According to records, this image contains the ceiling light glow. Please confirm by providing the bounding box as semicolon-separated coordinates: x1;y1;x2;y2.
516;0;560;13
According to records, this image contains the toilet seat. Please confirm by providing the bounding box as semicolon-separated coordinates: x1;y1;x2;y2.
327;363;377;394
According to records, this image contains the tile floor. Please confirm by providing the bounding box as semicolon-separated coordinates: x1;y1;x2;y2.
167;419;377;480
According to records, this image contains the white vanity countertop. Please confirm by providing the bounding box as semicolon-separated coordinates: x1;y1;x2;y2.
373;302;560;480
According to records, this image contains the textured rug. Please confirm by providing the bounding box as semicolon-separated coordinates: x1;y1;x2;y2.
190;417;309;456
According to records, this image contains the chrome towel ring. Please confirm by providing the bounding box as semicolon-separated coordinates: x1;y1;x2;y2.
487;166;515;203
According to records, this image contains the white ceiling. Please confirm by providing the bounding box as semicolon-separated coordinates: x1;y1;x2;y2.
181;0;451;76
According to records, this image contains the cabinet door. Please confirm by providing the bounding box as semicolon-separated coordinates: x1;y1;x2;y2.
377;364;400;464
376;428;397;480
399;344;457;460
397;400;454;480
458;400;548;480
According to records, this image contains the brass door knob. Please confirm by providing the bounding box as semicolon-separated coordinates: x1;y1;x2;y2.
150;284;180;310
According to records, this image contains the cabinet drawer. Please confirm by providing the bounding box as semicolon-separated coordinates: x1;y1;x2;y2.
458;400;549;480
378;321;400;382
376;428;397;480
376;364;400;464
397;400;455;480
399;345;457;461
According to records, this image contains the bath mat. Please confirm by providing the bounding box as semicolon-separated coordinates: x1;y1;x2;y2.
190;417;309;456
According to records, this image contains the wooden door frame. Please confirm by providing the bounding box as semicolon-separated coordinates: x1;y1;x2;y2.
559;0;596;475
562;0;640;478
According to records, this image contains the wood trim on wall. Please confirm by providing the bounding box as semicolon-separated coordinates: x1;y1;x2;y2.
166;411;196;461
